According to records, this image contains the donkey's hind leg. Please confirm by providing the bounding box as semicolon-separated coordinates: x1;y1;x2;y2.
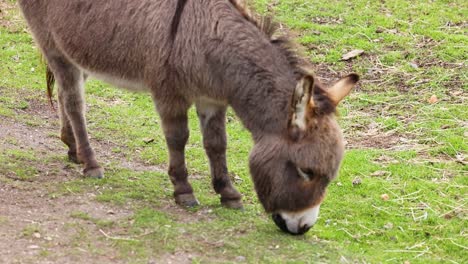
58;97;79;164
57;72;90;164
196;102;243;209
48;55;103;178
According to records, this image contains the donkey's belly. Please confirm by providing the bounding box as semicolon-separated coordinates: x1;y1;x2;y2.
86;71;149;93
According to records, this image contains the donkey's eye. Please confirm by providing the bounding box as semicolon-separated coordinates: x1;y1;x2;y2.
297;167;315;181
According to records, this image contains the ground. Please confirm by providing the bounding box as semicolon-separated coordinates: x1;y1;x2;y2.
0;0;467;263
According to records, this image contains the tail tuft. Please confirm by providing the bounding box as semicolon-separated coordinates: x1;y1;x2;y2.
46;65;55;110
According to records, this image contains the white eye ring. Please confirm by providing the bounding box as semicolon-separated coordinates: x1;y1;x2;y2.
297;167;312;180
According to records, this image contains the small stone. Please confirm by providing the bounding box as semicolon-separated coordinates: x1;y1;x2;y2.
381;194;390;201
33;232;41;239
443;213;454;220
44;236;53;241
375;27;385;33
143;138;155;144
107;210;115;215
28;245;40;250
352;177;362;186
409;62;419;69
235;256;246;262
404;261;410;264
383;222;393;230
455;154;466;165
336;182;343;186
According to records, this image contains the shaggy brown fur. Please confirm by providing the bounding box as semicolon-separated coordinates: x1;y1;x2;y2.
18;0;358;231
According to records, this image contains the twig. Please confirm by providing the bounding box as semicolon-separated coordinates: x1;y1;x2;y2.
384;249;427;253
338;228;360;241
408;241;426;250
66;186;76;195
372;204;392;215
414;247;430;258
99;229;139;242
449;239;468;250
438;202;467;218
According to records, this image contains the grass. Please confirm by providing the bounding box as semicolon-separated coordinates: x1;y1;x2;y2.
0;0;466;263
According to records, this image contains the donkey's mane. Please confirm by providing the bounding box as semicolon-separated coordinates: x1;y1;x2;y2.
228;0;304;78
228;0;336;116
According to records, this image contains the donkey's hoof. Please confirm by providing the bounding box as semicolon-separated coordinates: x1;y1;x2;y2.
83;167;104;179
175;193;199;207
221;198;244;210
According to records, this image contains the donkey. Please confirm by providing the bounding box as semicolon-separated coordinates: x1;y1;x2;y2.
18;0;358;235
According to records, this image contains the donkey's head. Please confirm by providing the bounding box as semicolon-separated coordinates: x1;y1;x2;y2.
249;73;359;235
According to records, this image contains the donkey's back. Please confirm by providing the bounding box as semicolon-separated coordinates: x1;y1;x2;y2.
19;0;183;90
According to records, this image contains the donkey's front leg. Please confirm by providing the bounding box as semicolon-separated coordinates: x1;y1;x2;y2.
196;102;243;209
158;102;199;207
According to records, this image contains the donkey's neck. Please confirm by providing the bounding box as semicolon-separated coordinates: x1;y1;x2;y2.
229;74;293;141
216;41;296;142
186;2;298;141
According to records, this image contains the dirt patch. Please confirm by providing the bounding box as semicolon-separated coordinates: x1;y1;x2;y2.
0;0;24;32
0;184;132;264
0;113;132;263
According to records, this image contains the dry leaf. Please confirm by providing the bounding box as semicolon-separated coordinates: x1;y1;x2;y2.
341;49;364;61
428;95;438;104
381;194;389;201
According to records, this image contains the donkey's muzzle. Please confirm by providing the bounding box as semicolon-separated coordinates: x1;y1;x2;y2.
272;213;312;235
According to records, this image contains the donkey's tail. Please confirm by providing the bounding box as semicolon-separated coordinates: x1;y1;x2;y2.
45;64;55;110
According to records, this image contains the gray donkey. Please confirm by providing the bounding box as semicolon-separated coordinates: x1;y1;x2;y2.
18;0;359;235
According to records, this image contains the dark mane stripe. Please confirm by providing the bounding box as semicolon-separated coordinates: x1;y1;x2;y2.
170;0;189;41
227;0;306;77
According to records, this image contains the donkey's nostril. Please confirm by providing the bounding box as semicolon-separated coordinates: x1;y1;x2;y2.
272;213;289;233
297;224;312;235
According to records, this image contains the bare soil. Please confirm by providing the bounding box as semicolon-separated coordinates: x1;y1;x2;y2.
0;93;207;263
0;120;129;263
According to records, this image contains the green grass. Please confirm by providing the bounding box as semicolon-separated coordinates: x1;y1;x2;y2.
0;0;467;263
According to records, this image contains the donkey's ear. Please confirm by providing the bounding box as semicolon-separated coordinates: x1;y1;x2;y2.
290;75;314;133
327;73;359;105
